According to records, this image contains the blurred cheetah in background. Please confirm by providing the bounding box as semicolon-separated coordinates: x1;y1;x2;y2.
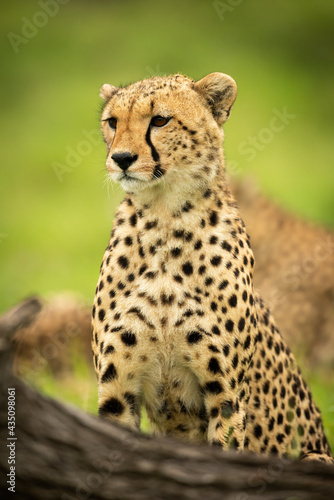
231;178;334;367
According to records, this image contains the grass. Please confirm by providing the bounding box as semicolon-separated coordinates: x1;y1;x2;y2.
24;353;98;415
2;0;334;454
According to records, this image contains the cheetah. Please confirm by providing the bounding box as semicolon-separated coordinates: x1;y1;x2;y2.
91;72;333;462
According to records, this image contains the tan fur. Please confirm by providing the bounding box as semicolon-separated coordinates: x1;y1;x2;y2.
92;73;332;461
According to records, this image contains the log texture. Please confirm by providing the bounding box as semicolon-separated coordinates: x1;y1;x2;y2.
0;299;333;500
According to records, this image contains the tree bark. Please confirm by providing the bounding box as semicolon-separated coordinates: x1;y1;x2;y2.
0;300;333;500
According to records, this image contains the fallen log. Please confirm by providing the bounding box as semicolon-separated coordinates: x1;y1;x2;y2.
0;299;333;499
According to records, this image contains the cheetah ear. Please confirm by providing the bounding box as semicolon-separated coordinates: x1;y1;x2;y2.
100;83;119;101
194;73;237;125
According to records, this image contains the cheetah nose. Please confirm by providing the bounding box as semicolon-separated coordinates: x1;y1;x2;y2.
111;152;138;171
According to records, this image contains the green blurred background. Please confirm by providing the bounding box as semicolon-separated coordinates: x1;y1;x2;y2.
1;0;334;443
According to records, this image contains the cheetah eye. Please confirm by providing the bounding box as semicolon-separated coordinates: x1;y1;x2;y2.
151;116;170;127
107;117;117;129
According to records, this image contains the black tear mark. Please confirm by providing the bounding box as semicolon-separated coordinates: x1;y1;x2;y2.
145;124;160;163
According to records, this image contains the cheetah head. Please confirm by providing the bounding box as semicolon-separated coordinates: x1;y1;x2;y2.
100;73;237;197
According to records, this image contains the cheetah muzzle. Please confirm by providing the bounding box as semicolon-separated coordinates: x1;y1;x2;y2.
91;72;333;462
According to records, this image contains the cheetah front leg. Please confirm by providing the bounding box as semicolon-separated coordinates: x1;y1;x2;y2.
98;388;141;431
183;335;252;451
204;382;248;451
96;345;143;431
98;379;142;431
184;333;252;451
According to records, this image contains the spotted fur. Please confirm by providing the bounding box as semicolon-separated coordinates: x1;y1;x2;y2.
92;73;332;461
